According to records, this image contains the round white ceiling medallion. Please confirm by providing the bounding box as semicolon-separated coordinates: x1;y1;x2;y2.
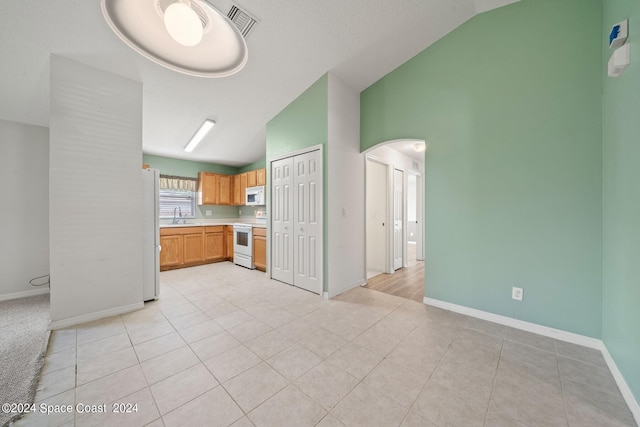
101;0;248;78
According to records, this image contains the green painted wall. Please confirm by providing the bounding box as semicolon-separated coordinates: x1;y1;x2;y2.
361;0;603;337
238;159;266;173
602;0;640;401
266;74;329;292
143;154;239;219
143;154;239;177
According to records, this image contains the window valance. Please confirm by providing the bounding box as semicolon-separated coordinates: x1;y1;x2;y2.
159;175;197;192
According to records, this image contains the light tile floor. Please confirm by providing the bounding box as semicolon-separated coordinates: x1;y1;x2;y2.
14;262;637;427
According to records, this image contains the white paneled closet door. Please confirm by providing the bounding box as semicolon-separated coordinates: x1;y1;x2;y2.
293;150;322;294
270;149;322;295
271;157;294;284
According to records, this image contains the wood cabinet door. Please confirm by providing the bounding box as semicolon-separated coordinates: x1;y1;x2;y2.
199;172;218;205
230;175;237;206
218;174;232;205
239;173;248;204
226;226;234;259
247;170;257;187
232;175;241;206
204;231;224;262
253;227;266;271
183;233;204;264
160;235;182;269
256;168;266;186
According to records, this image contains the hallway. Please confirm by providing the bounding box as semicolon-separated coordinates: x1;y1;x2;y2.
364;243;424;302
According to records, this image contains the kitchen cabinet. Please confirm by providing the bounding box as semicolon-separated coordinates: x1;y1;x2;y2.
247;170;257;188
235;173;248;206
256;168;266;186
160;234;182;268
198;172;218;205
183;232;204;264
218;174;232;205
226;225;234;260
198;172;233;205
204;226;225;262
253;227;266;272
199;167;264;207
160;226;227;270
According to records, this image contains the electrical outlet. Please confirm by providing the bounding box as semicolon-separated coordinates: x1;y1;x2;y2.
512;287;524;301
238;209;242;216
205;210;212;216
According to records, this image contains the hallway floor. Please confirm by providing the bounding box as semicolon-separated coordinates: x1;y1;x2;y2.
15;262;637;427
364;242;424;302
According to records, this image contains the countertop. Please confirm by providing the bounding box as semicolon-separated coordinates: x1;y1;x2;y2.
160;218;266;229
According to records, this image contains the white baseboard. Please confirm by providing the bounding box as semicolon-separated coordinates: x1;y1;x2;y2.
0;288;50;302
423;296;639;422
423;297;601;348
601;345;640;425
49;302;143;330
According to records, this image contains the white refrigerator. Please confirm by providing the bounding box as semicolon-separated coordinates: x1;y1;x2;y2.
142;168;160;301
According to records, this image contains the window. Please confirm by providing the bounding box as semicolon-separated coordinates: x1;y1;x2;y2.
159;175;197;219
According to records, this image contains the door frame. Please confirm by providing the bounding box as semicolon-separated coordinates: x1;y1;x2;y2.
268;144;324;297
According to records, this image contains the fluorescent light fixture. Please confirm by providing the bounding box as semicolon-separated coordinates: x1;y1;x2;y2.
184;119;215;152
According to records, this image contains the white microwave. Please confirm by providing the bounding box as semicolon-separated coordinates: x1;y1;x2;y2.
246;186;265;206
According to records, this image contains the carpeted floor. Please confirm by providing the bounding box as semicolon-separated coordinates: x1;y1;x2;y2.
0;293;50;427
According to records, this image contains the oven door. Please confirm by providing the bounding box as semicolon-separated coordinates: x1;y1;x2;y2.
233;225;254;269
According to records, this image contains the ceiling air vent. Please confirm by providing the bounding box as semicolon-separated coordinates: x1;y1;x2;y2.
227;5;257;38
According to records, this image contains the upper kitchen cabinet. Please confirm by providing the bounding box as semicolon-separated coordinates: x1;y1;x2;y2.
247;170;257;187
197;167;265;206
256;168;266;186
218;174;232;205
198;172;232;205
234;172;248;206
198;172;218;205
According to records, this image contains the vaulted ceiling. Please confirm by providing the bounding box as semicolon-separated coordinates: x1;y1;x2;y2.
0;0;519;166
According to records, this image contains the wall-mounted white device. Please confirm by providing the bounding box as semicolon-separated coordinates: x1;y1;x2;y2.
245;185;265;206
608;44;631;78
609;19;628;49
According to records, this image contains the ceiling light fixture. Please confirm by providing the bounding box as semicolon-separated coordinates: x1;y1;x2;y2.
163;1;204;47
414;142;426;152
101;0;248;77
184;119;215;152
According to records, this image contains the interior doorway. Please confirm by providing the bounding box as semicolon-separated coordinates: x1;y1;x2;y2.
363;139;425;302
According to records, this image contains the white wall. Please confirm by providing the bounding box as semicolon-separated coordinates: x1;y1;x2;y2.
49;56;143;328
326;73;365;297
0;119;50;300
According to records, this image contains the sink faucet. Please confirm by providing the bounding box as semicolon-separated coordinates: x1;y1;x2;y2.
172;206;182;224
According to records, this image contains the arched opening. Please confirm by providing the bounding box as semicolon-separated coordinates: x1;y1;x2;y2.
362;139;425;302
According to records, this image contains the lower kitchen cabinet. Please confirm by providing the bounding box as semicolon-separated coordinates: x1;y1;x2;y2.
204;226;225;262
253;227;266;272
226;226;234;260
160;225;266;271
183;232;204;264
159;234;182;268
161;226;225;271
